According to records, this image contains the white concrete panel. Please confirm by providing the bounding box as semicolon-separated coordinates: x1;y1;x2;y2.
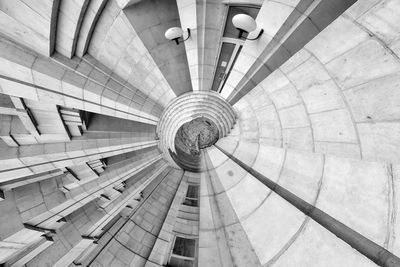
242;192;305;265
358;122;400;163
279;150;324;203
273;220;378;267
225;172;269;219
317;156;390;246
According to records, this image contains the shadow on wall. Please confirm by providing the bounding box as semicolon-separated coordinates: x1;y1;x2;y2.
124;0;192;96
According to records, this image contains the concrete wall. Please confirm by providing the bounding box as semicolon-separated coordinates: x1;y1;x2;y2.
0;0;399;266
226;0;400;163
205;2;400;259
204;139;397;266
0;37;161;124
88;0;176;108
124;0;193;96
199;151;262;267
88;167;183;266
0;0;58;56
221;0;358;103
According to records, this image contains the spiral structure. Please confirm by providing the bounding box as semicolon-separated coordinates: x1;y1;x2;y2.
157;91;236;168
0;1;400;266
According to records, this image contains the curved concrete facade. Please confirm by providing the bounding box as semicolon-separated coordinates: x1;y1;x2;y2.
157;91;236;167
0;0;399;267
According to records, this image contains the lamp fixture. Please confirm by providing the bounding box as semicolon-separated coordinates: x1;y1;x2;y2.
165;27;191;45
232;14;264;40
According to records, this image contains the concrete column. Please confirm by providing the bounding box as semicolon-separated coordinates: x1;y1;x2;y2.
55;0;90;58
85;168;184;266
123;0;193;96
0;36;160;125
0;114;29;147
0;169;64;192
87;0;176;108
84;163;169;239
0;0;59;56
196;0;225;91
144;171;189;266
53;239;93;267
24;155;163;231
0;136;158;182
0;228;48;265
177;0;199;91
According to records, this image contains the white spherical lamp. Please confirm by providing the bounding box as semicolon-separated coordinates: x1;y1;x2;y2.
232;14;263;40
165;27;191;45
165;27;183;40
232;14;257;33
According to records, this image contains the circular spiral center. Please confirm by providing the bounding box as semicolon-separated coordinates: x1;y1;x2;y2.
157;91;236;171
175;117;219;155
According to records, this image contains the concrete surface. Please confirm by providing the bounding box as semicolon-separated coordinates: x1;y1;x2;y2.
0;0;399;266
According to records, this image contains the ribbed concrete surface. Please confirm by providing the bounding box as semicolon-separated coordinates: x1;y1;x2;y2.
0;0;399;266
157;91;236;167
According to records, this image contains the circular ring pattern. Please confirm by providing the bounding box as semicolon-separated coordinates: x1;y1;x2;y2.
157;91;236;167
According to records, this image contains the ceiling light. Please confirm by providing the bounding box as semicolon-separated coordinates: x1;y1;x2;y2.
165;27;191;45
232;14;264;40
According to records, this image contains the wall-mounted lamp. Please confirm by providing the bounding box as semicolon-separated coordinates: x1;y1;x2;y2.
232;14;264;40
165;27;191;45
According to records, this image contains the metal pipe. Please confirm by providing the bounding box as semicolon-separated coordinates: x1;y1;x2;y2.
215;144;400;267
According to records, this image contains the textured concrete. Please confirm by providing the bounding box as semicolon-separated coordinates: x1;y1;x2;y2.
206;140;399;266
88;0;176;108
0;0;399;266
0;38;162;124
222;0;358;104
176;0;199;91
0;0;58;56
125;0;193;96
56;0;90;58
157;91;236;168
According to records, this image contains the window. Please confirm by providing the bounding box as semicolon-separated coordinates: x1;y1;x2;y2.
211;42;238;92
222;6;260;39
168;237;196;267
211;5;261;93
172;237;196;257
183;185;199;207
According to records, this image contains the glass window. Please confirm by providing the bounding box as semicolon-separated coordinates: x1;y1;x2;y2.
211;42;235;92
172;237;196;258
211;5;261;93
183;185;199;207
168;237;196;267
168;256;193;267
223;6;261;39
186;185;199;199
